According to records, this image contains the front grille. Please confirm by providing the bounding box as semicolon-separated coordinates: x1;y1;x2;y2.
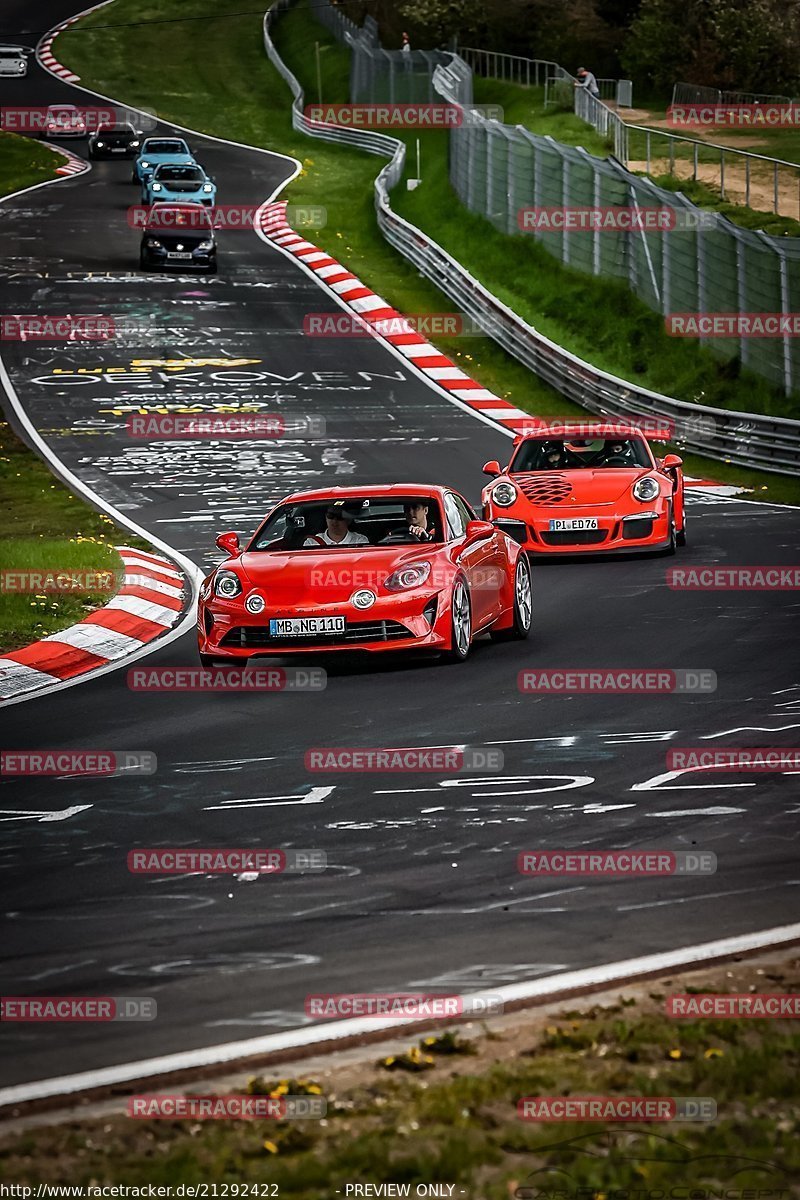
622;518;654;540
540;529;608;546
220;620;413;649
514;473;573;505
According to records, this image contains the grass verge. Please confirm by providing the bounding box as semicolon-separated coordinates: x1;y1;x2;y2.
1;954;798;1192
0;421;138;653
56;0;800;503
0;130;62;195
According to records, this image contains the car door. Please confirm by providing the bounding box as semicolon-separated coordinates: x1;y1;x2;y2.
444;493;501;629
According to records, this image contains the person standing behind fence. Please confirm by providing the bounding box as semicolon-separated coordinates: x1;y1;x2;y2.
401;31;412;71
574;67;599;97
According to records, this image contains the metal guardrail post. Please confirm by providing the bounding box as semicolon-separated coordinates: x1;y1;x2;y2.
779;243;793;397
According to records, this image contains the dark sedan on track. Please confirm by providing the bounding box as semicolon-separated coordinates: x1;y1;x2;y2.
88;121;142;159
139;204;217;273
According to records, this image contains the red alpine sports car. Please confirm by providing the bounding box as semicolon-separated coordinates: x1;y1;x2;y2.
197;485;532;665
482;424;686;556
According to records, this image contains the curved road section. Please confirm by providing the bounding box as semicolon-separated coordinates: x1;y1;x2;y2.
1;0;799;1094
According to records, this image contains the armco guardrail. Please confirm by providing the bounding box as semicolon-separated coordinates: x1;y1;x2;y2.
263;0;800;475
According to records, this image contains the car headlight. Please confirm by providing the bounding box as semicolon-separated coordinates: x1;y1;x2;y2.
384;561;432;591
96;140;104;148
202;183;213;192
491;481;518;507
130;139;140;148
140;160;150;168
151;183;162;191
244;592;265;614
214;571;242;598
146;238;163;248
196;240;214;251
633;476;660;503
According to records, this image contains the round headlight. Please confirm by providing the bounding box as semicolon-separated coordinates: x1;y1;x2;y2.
203;183;213;192
351;589;376;609
491;481;518;507
244;593;266;614
140;160;150;168
633;476;660;502
215;570;241;598
151;183;162;191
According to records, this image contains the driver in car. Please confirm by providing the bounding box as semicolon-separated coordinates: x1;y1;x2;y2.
541;441;573;470
304;503;369;547
403;499;436;542
597;439;634;465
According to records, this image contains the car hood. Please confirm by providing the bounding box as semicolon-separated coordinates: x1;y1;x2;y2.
233;546;440;601
510;468;653;506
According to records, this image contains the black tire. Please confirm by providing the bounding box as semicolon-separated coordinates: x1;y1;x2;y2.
199;654;228;668
661;505;677;556
491;555;533;641
205;263;218;275
139;254;153;272
676;510;687;546
443;576;471;663
131;171;138;184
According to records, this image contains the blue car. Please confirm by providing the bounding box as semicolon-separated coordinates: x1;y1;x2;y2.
131;136;197;184
143;162;216;206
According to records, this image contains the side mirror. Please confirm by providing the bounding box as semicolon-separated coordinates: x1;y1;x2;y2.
482;460;502;477
465;519;495;543
215;531;240;556
661;454;682;469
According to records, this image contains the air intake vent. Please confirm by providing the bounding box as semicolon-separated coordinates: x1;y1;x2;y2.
513;473;573;505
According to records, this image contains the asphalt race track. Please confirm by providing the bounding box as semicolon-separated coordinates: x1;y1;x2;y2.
1;0;799;1090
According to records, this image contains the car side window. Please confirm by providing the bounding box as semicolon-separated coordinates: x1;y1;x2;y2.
444;493;468;540
452;495;474;527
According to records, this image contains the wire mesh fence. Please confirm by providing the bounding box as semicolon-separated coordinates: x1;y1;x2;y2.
434;59;800;398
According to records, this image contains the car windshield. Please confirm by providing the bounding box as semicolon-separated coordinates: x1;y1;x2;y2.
144;140;187;155
145;207;213;232
0;47;24;57
97;123;134;134
156;166;204;181
251;498;444;550
511;437;651;471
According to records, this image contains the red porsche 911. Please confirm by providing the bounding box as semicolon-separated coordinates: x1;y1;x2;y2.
482;424;686;556
197;485;532;665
